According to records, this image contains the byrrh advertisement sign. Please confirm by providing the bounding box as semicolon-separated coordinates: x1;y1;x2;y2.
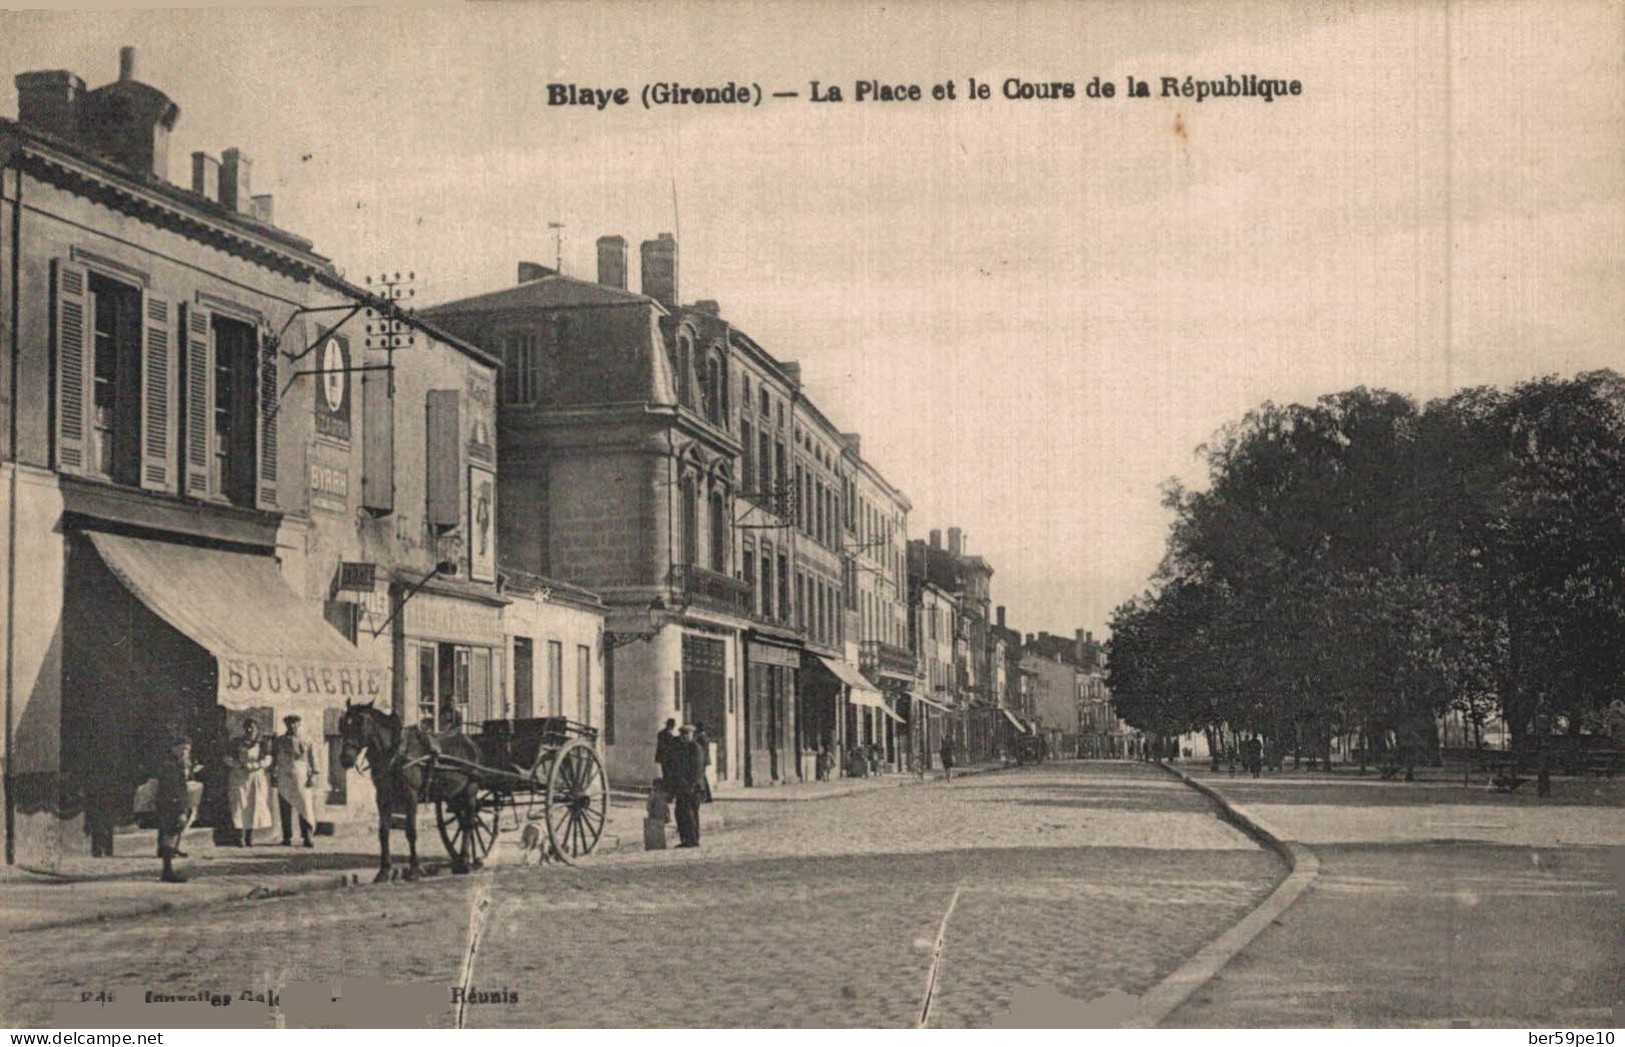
314;333;352;443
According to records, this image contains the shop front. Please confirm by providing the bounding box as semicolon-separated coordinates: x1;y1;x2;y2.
744;633;801;785
63;530;389;849
395;585;507;731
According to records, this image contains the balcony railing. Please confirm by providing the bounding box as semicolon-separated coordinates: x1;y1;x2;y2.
668;563;752;617
860;639;917;677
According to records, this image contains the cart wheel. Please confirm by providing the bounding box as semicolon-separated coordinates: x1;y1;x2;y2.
545;740;608;858
435;791;499;864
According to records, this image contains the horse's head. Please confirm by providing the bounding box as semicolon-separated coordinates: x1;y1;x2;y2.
338;700;396;771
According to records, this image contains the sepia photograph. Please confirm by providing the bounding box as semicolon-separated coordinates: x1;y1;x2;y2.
0;0;1621;1033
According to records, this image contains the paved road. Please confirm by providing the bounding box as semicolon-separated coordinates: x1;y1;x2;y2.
1166;771;1625;1028
5;761;1282;1029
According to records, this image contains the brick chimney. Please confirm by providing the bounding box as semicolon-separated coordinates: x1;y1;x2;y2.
640;233;677;309
250;194;275;225
15;70;85;141
596;235;627;289
692;300;720;316
219;148;251;211
78;47;179;181
842;432;861;456
997;606;1006;629
948;527;963;556
190;151;220;201
929;529;942;550
779;360;801;387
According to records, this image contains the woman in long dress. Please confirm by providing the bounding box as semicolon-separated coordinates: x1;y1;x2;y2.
225;719;274;846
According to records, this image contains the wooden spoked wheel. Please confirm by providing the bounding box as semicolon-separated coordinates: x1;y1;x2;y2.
545;740;608;859
435;791;499;865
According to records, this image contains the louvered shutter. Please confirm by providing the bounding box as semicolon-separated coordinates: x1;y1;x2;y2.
182;304;214;497
255;324;281;511
53;259;92;475
138;291;175;492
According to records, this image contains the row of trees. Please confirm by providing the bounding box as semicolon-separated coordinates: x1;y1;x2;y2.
1106;372;1625;766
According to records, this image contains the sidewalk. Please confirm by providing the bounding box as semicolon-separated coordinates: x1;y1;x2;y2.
1161;763;1624;1027
715;760;1010;804
1;799;650;935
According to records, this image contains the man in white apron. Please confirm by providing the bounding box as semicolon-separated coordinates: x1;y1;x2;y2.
272;715;319;848
225;718;274;847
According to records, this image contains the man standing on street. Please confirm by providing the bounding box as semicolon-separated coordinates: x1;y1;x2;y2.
272;715;318;848
655;717;678;797
694;720;714;803
669;724;704;848
940;735;955;782
155;730;196;883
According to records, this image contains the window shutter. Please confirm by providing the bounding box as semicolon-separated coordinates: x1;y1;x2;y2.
137;292;176;492
425;389;461;529
52;259;91;475
361;356;395;515
256;324;280;510
182;304;214;497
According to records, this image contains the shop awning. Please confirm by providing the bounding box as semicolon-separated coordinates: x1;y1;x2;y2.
816;656;884;706
911;691;951;713
88;532;390;714
880;700;906;724
1000;709;1026;732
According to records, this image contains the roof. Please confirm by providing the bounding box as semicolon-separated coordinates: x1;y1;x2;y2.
423;272;658;316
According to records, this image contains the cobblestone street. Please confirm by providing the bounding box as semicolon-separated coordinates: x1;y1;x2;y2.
3;761;1283;1028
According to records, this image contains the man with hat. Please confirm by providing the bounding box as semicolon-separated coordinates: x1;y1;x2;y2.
154;729;197;882
667;724;704;848
272;714;319;848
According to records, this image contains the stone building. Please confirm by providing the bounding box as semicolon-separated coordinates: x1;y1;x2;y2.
844;434;912;771
0;48;499;866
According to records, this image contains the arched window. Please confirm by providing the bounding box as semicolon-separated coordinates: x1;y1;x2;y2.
677;336;694;408
709;489;727;573
680;475;699;566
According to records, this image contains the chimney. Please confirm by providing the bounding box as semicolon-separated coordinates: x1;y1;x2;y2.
596;235;627;289
15;70;85;141
780;361;801;387
219;148;251;212
997;606;1006;629
929;529;942;550
190;152;220;201
1025;633;1035;647
1086;630;1093;644
842;432;861;456
517;261;555;284
948;527;963;556
640;233;677;309
118;46;138;83
250;194;274;225
692;300;720;316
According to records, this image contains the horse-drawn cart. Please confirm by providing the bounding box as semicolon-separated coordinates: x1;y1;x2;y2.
338;703;610;879
428;717;610;864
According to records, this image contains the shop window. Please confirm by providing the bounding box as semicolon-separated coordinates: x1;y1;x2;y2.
577;645;592;725
417;644;437;726
513;638;534;719
548;640;564;717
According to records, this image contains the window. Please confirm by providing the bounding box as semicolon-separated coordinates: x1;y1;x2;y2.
501;333;542;405
210;315;261;506
677;337;693;408
795;465;805;531
709;490;727;573
417;644;437;725
741;419;755;491
777;553;789;623
759;387;770;417
680;476;699;566
87;272;142;483
760;543;774;620
743;542;757;615
774;442;787;510
796;572;806;629
742;374;752;412
513;637;535;719
577;645;592;725
548;640;564;716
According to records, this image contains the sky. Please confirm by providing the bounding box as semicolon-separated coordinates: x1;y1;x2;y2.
2;1;1620;642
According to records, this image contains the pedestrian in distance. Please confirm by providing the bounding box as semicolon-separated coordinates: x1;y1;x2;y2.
694;720;714;803
669;724;704;847
225;718;274;847
1244;735;1264;778
939;737;955;782
155;730;198;883
272;715;319;848
655;717;678;798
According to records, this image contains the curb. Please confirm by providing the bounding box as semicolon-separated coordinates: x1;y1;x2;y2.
1124;762;1321;1029
715;762;1013;804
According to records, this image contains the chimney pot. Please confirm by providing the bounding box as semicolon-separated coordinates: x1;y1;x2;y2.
250;194;274;225
997;606;1006;629
948;527;963;556
219;148;251;212
693;299;720;316
595;235;628;290
639;233;678;310
119;46;138;82
929;529;942;550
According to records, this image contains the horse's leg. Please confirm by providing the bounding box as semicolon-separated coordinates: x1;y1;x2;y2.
374;785;393;884
403;796;420;881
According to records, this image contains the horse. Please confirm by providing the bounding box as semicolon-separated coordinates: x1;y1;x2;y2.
336;700;485;883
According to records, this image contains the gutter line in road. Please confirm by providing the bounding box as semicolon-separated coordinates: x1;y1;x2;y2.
916;883;962;1029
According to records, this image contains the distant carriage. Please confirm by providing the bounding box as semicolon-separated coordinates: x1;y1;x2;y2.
1015;733;1047;765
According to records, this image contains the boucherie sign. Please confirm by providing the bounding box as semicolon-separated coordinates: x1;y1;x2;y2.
219;655;389;705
